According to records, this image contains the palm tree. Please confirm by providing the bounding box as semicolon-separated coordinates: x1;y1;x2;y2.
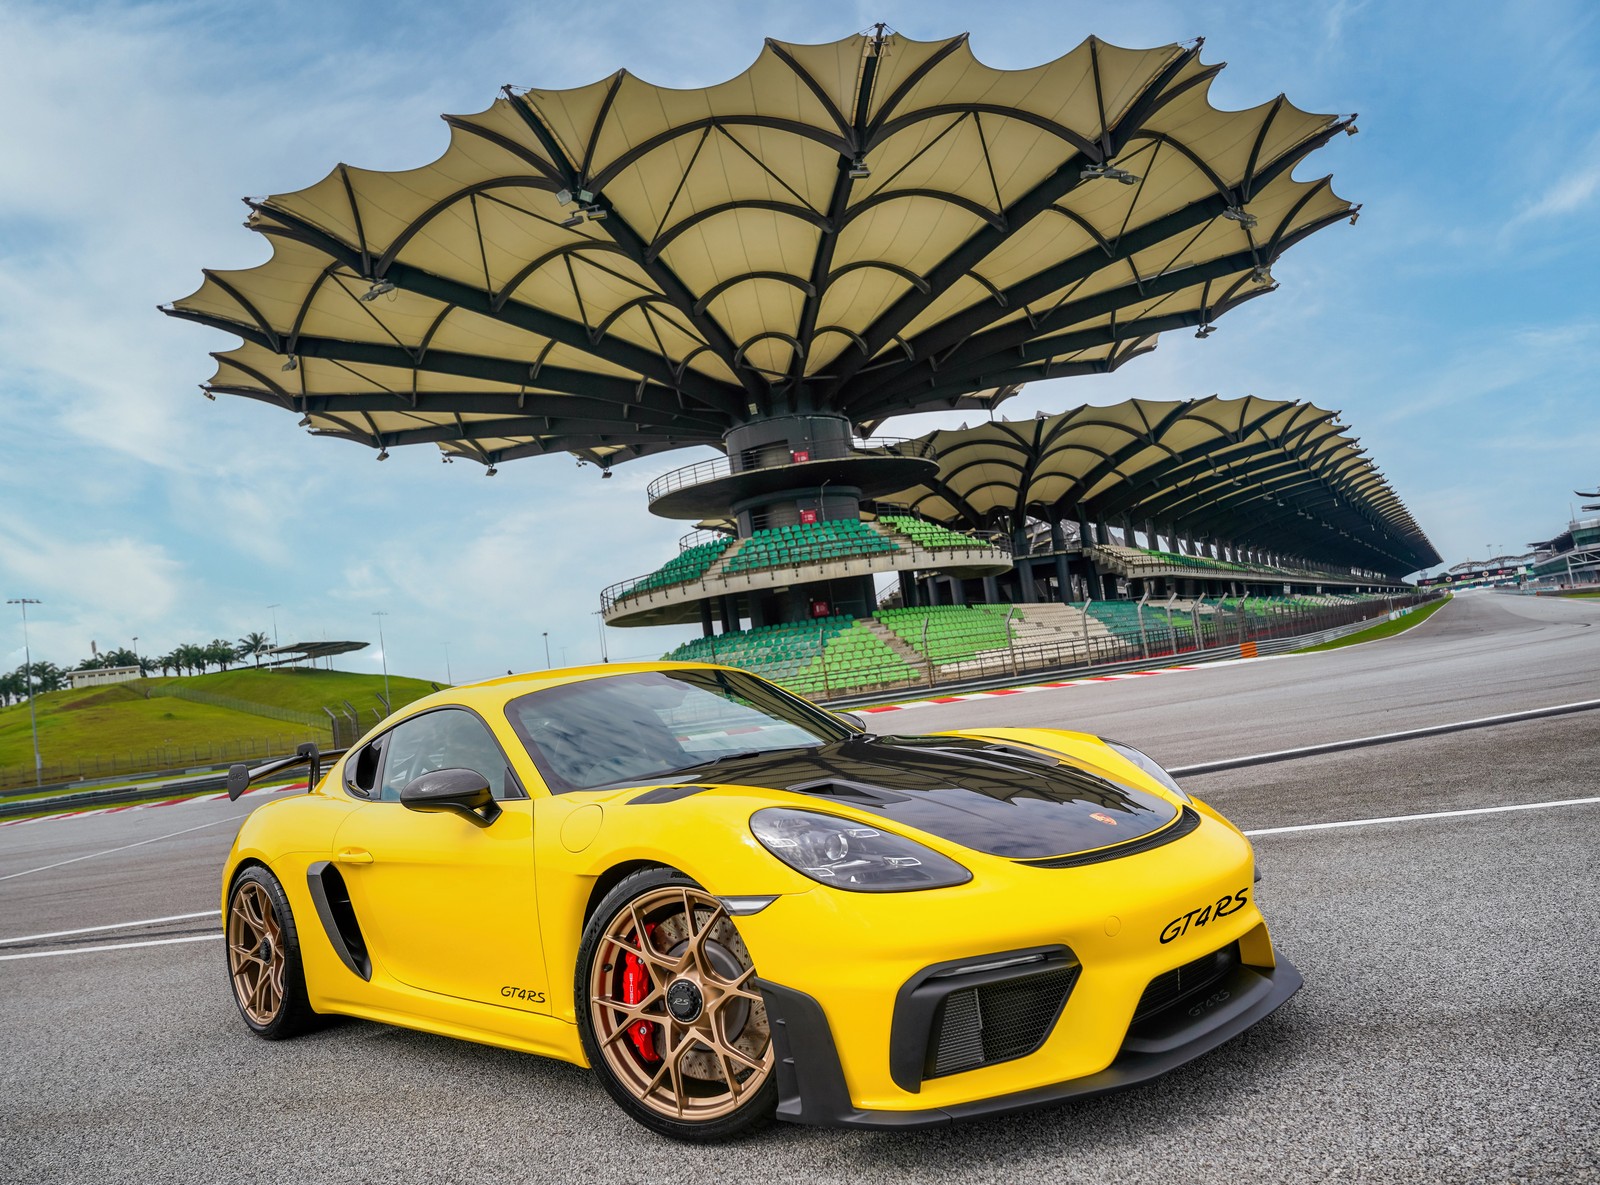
28;661;65;694
206;639;237;671
238;631;272;668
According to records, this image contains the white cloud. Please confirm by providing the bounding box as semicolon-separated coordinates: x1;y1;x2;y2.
1511;155;1600;225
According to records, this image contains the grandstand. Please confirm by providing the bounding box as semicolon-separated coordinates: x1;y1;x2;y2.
1525;500;1600;588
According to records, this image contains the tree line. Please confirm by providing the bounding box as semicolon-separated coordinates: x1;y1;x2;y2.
0;631;276;706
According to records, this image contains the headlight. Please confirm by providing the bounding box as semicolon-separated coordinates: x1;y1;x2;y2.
1102;739;1192;803
749;808;971;892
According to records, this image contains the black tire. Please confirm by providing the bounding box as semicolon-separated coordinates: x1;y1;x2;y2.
576;867;777;1141
224;865;317;1040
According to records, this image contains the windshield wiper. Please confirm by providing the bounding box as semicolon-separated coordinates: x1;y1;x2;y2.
670;744;814;776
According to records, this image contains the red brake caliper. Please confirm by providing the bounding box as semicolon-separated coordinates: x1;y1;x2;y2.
622;924;659;1062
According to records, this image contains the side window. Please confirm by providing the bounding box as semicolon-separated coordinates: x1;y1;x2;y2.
345;736;386;798
377;709;520;802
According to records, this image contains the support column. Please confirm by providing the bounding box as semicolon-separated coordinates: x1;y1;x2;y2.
898;569;918;608
700;599;714;637
1019;558;1038;603
1055;553;1071;603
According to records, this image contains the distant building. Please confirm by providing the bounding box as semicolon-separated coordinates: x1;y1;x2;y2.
68;665;141;689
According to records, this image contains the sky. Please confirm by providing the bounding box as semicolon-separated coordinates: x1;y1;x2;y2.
1;0;1597;686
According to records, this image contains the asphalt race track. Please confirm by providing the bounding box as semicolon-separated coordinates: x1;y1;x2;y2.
3;592;1597;1183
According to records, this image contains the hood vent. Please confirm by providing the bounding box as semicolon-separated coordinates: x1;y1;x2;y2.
785;778;910;806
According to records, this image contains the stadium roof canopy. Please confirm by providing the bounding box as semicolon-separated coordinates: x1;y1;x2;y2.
263;640;369;666
165;28;1359;470
879;396;1441;575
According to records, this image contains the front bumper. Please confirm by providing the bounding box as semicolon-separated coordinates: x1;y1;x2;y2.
757;954;1302;1130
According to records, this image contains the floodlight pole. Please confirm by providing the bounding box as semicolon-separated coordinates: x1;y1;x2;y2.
543;631;551;669
267;604;281;649
594;611;610;663
372;611;390;714
7;598;43;786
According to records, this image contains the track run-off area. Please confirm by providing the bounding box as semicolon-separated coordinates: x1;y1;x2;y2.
2;592;1596;1183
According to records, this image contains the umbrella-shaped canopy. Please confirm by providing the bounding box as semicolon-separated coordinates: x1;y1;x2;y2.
879;397;1440;576
166;28;1358;471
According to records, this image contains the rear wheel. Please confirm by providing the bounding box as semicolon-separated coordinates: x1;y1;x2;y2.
225;865;316;1039
576;868;776;1141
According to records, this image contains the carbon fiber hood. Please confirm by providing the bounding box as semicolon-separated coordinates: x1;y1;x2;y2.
698;734;1177;860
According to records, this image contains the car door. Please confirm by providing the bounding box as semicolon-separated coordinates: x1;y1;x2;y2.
331;706;549;1013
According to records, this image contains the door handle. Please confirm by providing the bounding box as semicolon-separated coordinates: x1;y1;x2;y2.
334;847;373;865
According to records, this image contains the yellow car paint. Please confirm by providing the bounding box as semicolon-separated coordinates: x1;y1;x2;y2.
221;661;1290;1121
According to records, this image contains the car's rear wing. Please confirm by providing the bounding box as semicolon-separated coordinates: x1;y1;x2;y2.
226;742;349;802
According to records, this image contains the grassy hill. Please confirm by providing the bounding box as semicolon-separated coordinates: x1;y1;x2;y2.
140;667;442;716
0;667;443;791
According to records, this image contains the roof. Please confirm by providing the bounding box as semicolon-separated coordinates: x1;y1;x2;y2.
165;29;1358;470
265;641;370;663
877;396;1441;575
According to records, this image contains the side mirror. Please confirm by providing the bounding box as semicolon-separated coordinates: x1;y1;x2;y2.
840;711;868;732
399;768;501;827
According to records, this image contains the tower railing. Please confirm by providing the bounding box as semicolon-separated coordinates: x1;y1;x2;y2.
645;436;934;504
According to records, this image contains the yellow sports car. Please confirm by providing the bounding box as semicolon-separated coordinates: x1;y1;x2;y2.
221;663;1299;1140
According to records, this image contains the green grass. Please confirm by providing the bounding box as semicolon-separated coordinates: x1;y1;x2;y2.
1554;589;1600;599
1296;596;1451;653
0;667;442;790
140;666;441;715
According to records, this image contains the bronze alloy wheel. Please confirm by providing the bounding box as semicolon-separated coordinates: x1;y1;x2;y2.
228;878;286;1026
588;883;774;1125
224;866;315;1039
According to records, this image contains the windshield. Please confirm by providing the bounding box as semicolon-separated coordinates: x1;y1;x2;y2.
504;668;854;792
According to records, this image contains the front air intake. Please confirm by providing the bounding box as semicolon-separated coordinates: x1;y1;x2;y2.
890;946;1081;1092
925;963;1082;1079
1131;942;1240;1025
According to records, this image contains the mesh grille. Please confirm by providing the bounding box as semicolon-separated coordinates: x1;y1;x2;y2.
1132;942;1240;1024
927;964;1080;1079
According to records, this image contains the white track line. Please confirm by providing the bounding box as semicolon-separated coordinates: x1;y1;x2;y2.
0;816;243;882
0;933;222;961
1243;796;1600;837
1171;697;1600;776
0;909;222;947
10;798;1600;962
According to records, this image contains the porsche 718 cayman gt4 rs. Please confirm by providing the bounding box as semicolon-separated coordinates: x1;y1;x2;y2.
220;663;1299;1140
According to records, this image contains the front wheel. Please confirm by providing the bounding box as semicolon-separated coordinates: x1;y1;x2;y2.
576;868;777;1141
225;865;317;1039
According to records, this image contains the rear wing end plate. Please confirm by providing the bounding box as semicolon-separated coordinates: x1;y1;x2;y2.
226;742;348;802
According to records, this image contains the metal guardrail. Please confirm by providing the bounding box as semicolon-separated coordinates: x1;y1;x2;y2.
147;683;329;728
802;594;1440;706
646;436;934;503
678;527;735;552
